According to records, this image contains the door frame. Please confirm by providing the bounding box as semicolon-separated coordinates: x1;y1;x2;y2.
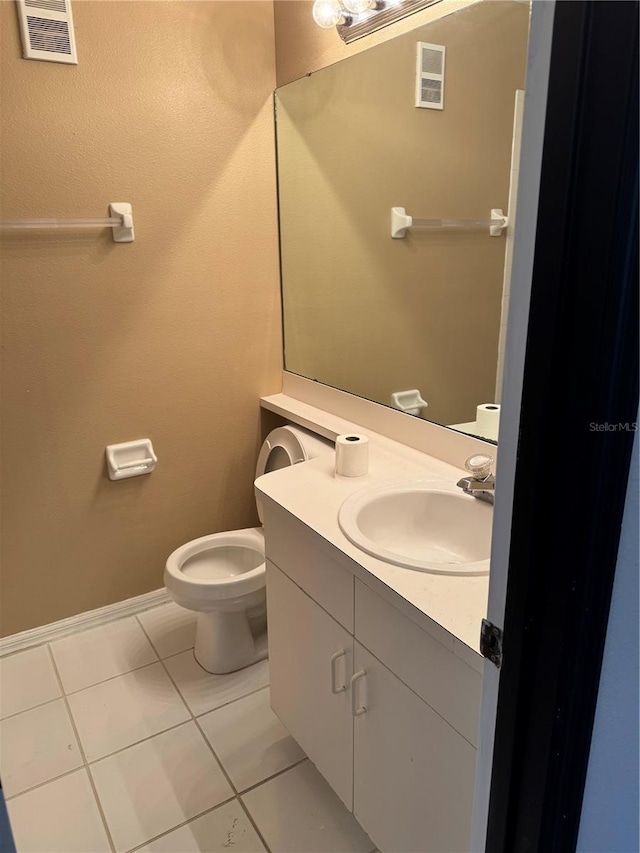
477;1;639;850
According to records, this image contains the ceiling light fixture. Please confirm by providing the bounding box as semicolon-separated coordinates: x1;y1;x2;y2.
312;0;350;29
312;0;443;44
342;0;376;15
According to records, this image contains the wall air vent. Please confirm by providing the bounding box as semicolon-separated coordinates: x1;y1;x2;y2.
415;42;445;110
16;0;78;64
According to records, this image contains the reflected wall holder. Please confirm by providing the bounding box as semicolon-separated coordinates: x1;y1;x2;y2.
390;207;508;238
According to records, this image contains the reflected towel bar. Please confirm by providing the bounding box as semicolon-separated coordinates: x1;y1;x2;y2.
0;203;135;242
391;207;508;238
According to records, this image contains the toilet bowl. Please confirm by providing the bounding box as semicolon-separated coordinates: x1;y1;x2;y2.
164;425;333;674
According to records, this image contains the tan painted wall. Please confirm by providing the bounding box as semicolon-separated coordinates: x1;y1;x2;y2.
275;1;528;425
0;1;281;636
274;0;479;87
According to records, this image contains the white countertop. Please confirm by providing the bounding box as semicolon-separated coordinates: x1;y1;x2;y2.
255;432;489;664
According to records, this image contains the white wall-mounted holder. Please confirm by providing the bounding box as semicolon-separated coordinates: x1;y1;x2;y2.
0;202;135;243
106;439;157;481
489;209;508;237
391;390;429;417
109;203;135;242
391;207;508;239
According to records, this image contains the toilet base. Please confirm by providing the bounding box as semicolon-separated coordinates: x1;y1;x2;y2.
194;610;268;674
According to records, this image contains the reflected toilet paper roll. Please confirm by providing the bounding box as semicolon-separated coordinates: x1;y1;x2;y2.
476;404;501;441
335;434;369;477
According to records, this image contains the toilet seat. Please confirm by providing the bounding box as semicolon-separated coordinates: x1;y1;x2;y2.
165;528;265;610
254;426;333;522
256;426;317;475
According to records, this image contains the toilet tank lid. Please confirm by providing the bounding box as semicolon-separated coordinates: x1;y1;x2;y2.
254;425;334;523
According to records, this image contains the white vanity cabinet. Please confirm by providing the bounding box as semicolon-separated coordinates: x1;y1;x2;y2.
264;504;481;853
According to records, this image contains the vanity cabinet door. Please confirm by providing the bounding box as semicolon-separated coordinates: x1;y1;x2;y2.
267;560;354;809
353;642;476;853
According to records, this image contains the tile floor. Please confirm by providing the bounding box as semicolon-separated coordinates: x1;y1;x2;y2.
0;602;375;853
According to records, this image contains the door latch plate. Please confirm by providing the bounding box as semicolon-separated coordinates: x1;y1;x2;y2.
480;619;503;668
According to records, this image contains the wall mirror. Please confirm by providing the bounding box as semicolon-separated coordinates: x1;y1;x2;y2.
275;0;531;442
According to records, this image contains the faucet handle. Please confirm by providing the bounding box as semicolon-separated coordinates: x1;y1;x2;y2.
464;454;494;480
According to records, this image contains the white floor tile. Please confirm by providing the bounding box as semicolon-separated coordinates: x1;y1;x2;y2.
199;687;305;792
51;617;158;693
164;652;269;717
7;768;111;852
137;799;266;853
90;722;233;852
242;761;374;853
67;662;190;762
138;602;197;659
0;646;61;719
0;698;83;796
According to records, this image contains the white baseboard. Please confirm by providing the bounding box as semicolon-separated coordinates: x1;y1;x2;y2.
0;588;170;658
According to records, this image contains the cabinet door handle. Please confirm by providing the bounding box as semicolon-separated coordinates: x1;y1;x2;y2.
350;669;367;716
330;649;347;694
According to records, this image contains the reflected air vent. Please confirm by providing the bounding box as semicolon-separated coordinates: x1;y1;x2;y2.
25;0;68;12
16;0;77;64
415;42;445;110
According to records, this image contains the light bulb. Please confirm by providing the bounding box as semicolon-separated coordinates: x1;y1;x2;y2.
342;0;373;13
312;0;343;28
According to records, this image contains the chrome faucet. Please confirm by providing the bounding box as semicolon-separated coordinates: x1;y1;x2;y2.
456;455;495;505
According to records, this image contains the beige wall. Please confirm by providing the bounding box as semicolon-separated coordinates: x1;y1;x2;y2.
0;1;281;636
275;1;529;425
274;0;478;87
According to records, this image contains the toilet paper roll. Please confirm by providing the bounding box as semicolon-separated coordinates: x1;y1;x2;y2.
335;434;369;477
476;404;501;441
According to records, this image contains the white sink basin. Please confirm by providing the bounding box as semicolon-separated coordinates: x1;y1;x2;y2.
338;479;492;575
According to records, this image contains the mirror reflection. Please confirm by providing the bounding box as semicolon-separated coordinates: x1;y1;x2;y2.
275;1;530;441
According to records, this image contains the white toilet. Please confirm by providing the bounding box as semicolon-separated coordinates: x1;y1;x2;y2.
164;425;333;674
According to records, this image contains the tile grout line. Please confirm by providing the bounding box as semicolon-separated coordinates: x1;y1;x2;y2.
4;764;83;802
190;693;306;853
134;616;197;722
0;694;62;724
136;615;276;853
238;756;308;799
135;616;258;850
2;747;307;807
44;644;117;853
45;642;89;766
57;657;161;699
79;720;193;771
134;616;271;721
195;683;272;717
236;795;273;853
136;616;240;793
145;618;321;849
124;795;238;853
